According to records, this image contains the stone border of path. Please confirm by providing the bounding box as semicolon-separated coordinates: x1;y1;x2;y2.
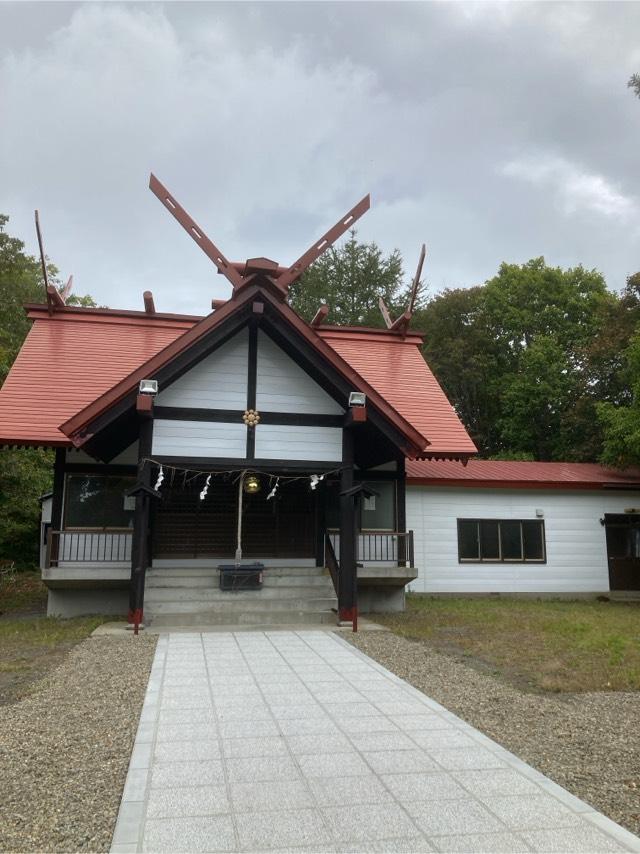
111;631;640;853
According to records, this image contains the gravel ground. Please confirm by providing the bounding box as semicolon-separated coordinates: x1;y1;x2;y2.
348;630;640;837
0;634;156;853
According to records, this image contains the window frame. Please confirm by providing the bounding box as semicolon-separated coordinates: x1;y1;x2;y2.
358;480;397;533
457;518;546;564
63;473;136;532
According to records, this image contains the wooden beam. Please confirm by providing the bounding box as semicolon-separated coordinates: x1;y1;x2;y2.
128;419;153;630
278;195;371;290
136;393;154;417
378;298;393;329
46;285;65;312
143;291;156;314
61;275;74;302
408;243;426;316
49;448;66;566
389;310;412;334
345;406;367;426
311;305;329;328
34;210;50;293
149;173;244;290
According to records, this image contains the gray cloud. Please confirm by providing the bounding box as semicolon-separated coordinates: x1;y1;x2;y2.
0;1;638;314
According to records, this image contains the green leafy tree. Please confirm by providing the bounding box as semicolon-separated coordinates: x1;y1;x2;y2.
598;332;640;468
629;73;640;99
416;286;502;453
0;214;96;564
598;273;640;468
0;214;57;383
416;258;622;460
288;230;413;326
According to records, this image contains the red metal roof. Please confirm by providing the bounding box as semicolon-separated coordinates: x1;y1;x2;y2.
406;459;640;489
318;328;476;458
0;302;476;459
0;309;194;446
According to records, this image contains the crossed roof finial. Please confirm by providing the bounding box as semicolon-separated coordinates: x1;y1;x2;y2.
149;173;370;300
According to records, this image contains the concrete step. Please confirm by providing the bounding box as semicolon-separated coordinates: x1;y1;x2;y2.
149;566;324;578
148;609;337;628
146;574;332;589
145;596;337;615
145;586;334;603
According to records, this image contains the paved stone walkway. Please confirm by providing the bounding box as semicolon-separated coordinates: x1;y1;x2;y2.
112;631;640;853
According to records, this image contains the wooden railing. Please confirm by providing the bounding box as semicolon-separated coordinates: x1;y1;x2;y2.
324;535;340;598
46;530;133;567
326;530;414;567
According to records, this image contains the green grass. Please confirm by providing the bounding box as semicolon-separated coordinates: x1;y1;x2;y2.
0;615;113;704
376;595;640;693
0;570;48;615
0;571;114;703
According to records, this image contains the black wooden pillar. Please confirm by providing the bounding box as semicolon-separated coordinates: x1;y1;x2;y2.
396;457;407;566
314;484;326;568
338;428;357;624
49;448;66;565
128;419;153;628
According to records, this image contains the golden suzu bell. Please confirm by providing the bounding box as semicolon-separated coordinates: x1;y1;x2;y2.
243;474;261;494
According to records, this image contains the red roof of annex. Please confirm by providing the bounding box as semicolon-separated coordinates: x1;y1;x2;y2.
0;303;476;458
406;459;640;489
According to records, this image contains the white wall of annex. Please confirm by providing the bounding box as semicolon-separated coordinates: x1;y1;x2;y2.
156;328;248;409
256;331;343;415
406;486;640;593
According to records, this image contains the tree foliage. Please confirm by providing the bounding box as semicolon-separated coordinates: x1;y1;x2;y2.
0;214;96;564
629;73;640;99
598;275;640;468
289;230;415;326
416;258;634;462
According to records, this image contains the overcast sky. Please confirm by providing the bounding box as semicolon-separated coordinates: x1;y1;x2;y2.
1;1;639;315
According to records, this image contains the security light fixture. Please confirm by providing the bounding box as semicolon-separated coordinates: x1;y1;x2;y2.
139;379;158;395
243;475;261;495
349;392;366;407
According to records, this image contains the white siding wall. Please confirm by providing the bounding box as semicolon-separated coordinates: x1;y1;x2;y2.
256;331;343;415
407;486;640;594
156;329;248;409
152;420;246;458
255;424;342;462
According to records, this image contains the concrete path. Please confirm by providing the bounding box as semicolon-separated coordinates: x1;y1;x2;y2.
111;631;640;853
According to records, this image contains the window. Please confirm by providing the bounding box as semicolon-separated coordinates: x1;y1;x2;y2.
64;475;136;529
324;479;397;531
360;481;396;531
457;519;546;563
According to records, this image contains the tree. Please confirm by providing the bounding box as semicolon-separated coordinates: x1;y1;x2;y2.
416;286;502;453
598;332;640;468
288;230;412;326
629;73;640;99
415;258;622;460
598;273;640;468
0;214;96;564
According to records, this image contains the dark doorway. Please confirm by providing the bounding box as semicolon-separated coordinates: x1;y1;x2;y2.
604;514;640;591
152;475;316;560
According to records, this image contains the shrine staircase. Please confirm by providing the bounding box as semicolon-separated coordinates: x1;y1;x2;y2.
144;565;337;628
